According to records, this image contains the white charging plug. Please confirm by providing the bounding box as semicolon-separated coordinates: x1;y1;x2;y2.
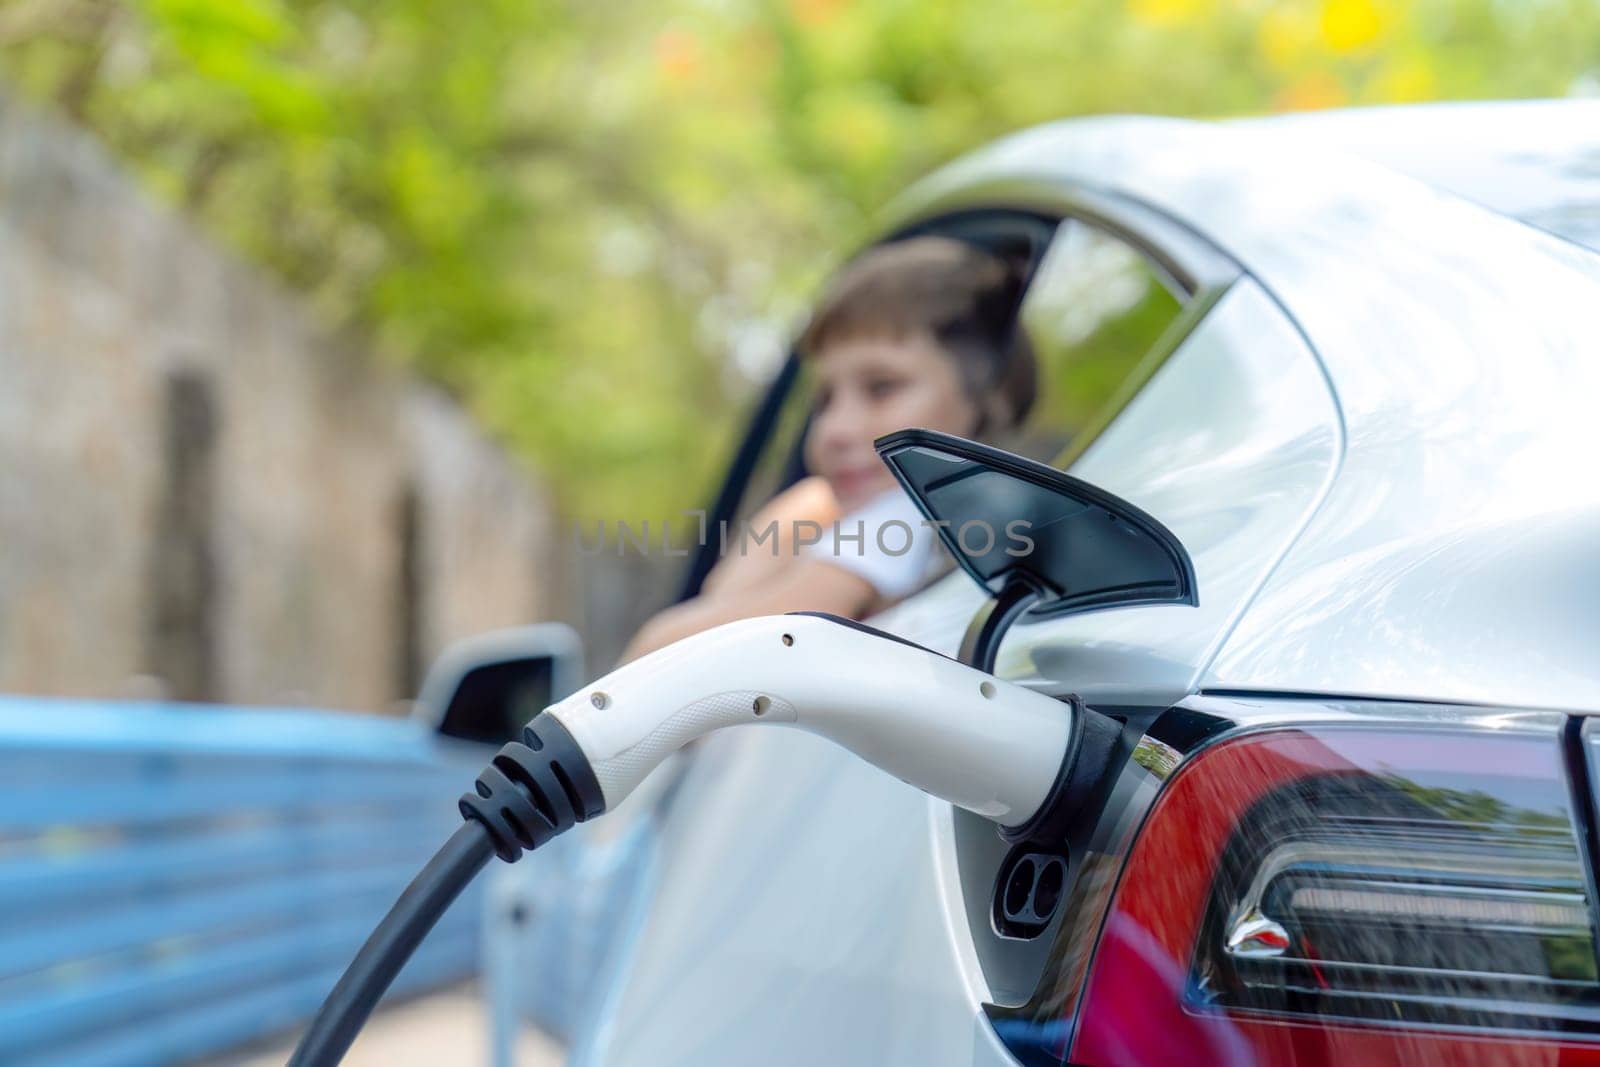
294;611;1097;1067
543;612;1076;826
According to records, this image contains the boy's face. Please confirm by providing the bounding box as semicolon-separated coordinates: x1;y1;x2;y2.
804;331;980;513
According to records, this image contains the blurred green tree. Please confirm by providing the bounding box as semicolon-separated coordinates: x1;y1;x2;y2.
3;0;1597;520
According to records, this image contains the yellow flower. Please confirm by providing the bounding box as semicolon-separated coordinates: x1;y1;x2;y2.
1320;0;1387;54
1130;0;1206;29
1375;55;1438;102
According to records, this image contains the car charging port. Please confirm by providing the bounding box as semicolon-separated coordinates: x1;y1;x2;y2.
994;847;1070;939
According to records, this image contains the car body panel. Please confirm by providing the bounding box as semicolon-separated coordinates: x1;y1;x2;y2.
580;728;1017;1066
1232;100;1600;255
898;110;1600;711
999;278;1340;707
586;106;1600;1065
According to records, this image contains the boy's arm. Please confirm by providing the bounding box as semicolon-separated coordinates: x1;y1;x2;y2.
622;557;874;663
700;476;840;598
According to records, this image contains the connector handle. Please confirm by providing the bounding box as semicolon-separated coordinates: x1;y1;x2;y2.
458;711;606;863
546;613;1075;827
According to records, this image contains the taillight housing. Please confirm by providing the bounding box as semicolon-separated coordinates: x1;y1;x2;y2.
1072;722;1600;1066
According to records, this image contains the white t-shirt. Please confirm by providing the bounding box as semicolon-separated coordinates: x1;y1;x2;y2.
803;488;939;601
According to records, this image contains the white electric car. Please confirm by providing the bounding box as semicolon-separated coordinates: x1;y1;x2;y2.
470;101;1600;1067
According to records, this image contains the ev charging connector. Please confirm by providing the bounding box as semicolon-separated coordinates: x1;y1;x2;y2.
289;612;1100;1066
293;427;1200;1067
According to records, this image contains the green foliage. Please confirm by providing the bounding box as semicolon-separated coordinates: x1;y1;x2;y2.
4;0;1599;520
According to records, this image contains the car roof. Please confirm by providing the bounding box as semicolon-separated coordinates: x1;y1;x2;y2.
1230;100;1600;255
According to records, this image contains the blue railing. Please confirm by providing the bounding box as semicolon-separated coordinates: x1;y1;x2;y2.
0;695;489;1066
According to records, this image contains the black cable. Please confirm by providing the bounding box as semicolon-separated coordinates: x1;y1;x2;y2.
288;821;495;1067
289;712;607;1066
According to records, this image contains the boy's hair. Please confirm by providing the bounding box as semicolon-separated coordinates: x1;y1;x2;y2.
797;235;1037;433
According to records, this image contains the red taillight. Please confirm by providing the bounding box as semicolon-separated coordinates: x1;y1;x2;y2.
1071;725;1600;1066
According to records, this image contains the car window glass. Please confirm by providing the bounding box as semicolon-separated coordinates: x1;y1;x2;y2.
731;358;813;528
1014;219;1188;463
728;217;1189;526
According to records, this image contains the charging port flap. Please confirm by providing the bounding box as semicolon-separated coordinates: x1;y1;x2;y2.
875;428;1197;620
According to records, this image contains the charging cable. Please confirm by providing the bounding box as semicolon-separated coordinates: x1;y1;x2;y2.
290;612;1099;1066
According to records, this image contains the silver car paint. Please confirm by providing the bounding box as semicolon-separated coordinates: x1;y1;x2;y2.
582;108;1600;1065
998;278;1340;707
906;111;1600;711
1233;101;1600;255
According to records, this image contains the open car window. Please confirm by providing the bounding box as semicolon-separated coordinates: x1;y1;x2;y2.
679;207;1220;600
1014;218;1189;464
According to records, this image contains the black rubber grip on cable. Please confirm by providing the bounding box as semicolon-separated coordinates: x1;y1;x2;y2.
458;711;606;863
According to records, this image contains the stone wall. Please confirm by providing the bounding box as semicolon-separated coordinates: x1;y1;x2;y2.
0;91;555;712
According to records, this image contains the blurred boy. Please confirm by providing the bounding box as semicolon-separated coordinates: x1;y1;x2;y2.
625;236;1035;659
